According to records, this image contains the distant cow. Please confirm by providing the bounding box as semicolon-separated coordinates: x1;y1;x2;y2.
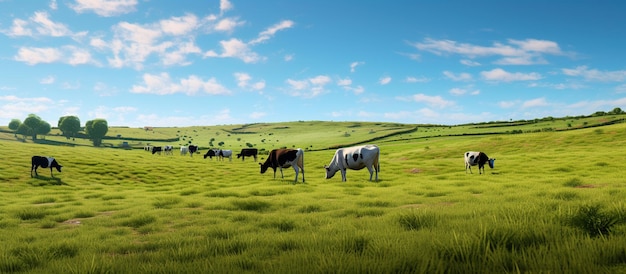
237;148;258;161
144;145;152;151
464;151;495;174
259;148;305;183
203;149;218;159
151;146;162;155
164;145;173;155
31;156;62;177
324;144;380;182
180;146;188;156
188;145;199;157
217;149;233;161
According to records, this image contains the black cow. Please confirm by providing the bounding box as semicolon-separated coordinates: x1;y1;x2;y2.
189;145;199;157
259;148;305;183
31;156;62;177
151;146;162;155
237;148;258;161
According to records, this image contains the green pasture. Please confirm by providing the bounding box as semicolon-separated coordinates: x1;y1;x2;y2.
1;119;626;273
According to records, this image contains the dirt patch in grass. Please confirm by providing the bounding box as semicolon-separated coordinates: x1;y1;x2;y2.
575;184;596;188
63;219;81;225
407;168;422;173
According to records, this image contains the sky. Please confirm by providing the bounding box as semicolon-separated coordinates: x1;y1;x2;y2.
1;0;626;127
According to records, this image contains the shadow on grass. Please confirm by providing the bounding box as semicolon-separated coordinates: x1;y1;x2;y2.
29;176;69;186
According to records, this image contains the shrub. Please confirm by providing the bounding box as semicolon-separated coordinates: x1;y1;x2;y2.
567;204;619;237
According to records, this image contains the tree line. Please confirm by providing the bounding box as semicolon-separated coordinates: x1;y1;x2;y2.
8;114;109;147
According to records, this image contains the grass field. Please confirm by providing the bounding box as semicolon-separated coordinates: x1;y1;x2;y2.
1;117;626;273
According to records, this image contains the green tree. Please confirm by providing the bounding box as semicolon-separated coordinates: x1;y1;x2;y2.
58;116;81;140
22;114;51;140
8;119;21;131
85;118;108;146
609;107;624;115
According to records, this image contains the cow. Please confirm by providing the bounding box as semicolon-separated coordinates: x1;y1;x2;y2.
217;149;233;161
144;145;153;151
164;145;173;155
180;146;188;156
188;145;199;157
203;149;219;159
151;146;162;155
324;144;380;182
237;148;258;161
31;156;62;178
259;148;305;184
464;151;495;174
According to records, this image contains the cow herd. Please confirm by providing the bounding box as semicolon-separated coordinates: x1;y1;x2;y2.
30;144;497;181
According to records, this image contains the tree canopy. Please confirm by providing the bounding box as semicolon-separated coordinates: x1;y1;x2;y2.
19;114;51;140
85;119;109;146
58;116;81;140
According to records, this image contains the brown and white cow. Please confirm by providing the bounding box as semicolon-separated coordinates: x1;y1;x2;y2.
259;148;305;183
464;151;495;174
31;156;62;177
324;144;380;182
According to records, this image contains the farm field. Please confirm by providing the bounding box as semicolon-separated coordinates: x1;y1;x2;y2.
1;117;626;273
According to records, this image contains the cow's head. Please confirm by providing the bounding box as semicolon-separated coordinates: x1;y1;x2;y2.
488;158;495;169
259;162;269;174
323;165;338;179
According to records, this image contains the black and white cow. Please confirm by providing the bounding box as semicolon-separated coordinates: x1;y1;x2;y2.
163;145;173;155
188;145;199;157
151;146;162;155
324;144;380;182
217;149;233;161
31;156;62;177
203;148;218;159
237;148;258;161
464;151;495;174
259;148;305;183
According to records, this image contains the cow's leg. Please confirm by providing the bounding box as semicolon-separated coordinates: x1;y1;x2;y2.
341;169;347;182
50;167;54;177
292;166;299;184
31;164;37;177
367;166;374;181
466;164;472;174
279;167;284;179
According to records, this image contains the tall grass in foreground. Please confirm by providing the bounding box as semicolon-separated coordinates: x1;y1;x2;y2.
1;122;626;273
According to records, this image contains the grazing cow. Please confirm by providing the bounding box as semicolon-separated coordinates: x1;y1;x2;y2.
31;156;62;177
203;149;218;159
144;145;152;151
163;145;173;155
188;145;199;157
217;149;233;161
464;151;495;174
324;144;380;182
151;146;162;155
180;146;188;156
237;148;258;161
259;148;305;183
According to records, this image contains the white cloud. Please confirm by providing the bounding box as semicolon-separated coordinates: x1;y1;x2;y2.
249;20;294;45
562;66;626;82
460;59;481;66
379;76;392;85
286;75;331;98
214;17;245;33
443;71;472;81
250;112;266;119
235;72;265;91
350;61;364;72
0;95;55;119
3;11;74;37
405;76;429;83
220;0;233;14
14;47;62;65
412;38;564;65
205;38;264;63
159;14;199;36
522;97;549;108
399;94;455;108
49;0;58;10
40;76;55;84
481;68;542;82
70;0;138;17
131;73;231;95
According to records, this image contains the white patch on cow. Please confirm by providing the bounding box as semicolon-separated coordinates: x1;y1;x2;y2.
325;144;380;182
46;157;55;168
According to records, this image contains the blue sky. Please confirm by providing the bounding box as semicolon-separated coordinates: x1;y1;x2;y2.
1;0;626;127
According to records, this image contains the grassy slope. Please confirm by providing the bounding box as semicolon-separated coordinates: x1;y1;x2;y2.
0;118;626;273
